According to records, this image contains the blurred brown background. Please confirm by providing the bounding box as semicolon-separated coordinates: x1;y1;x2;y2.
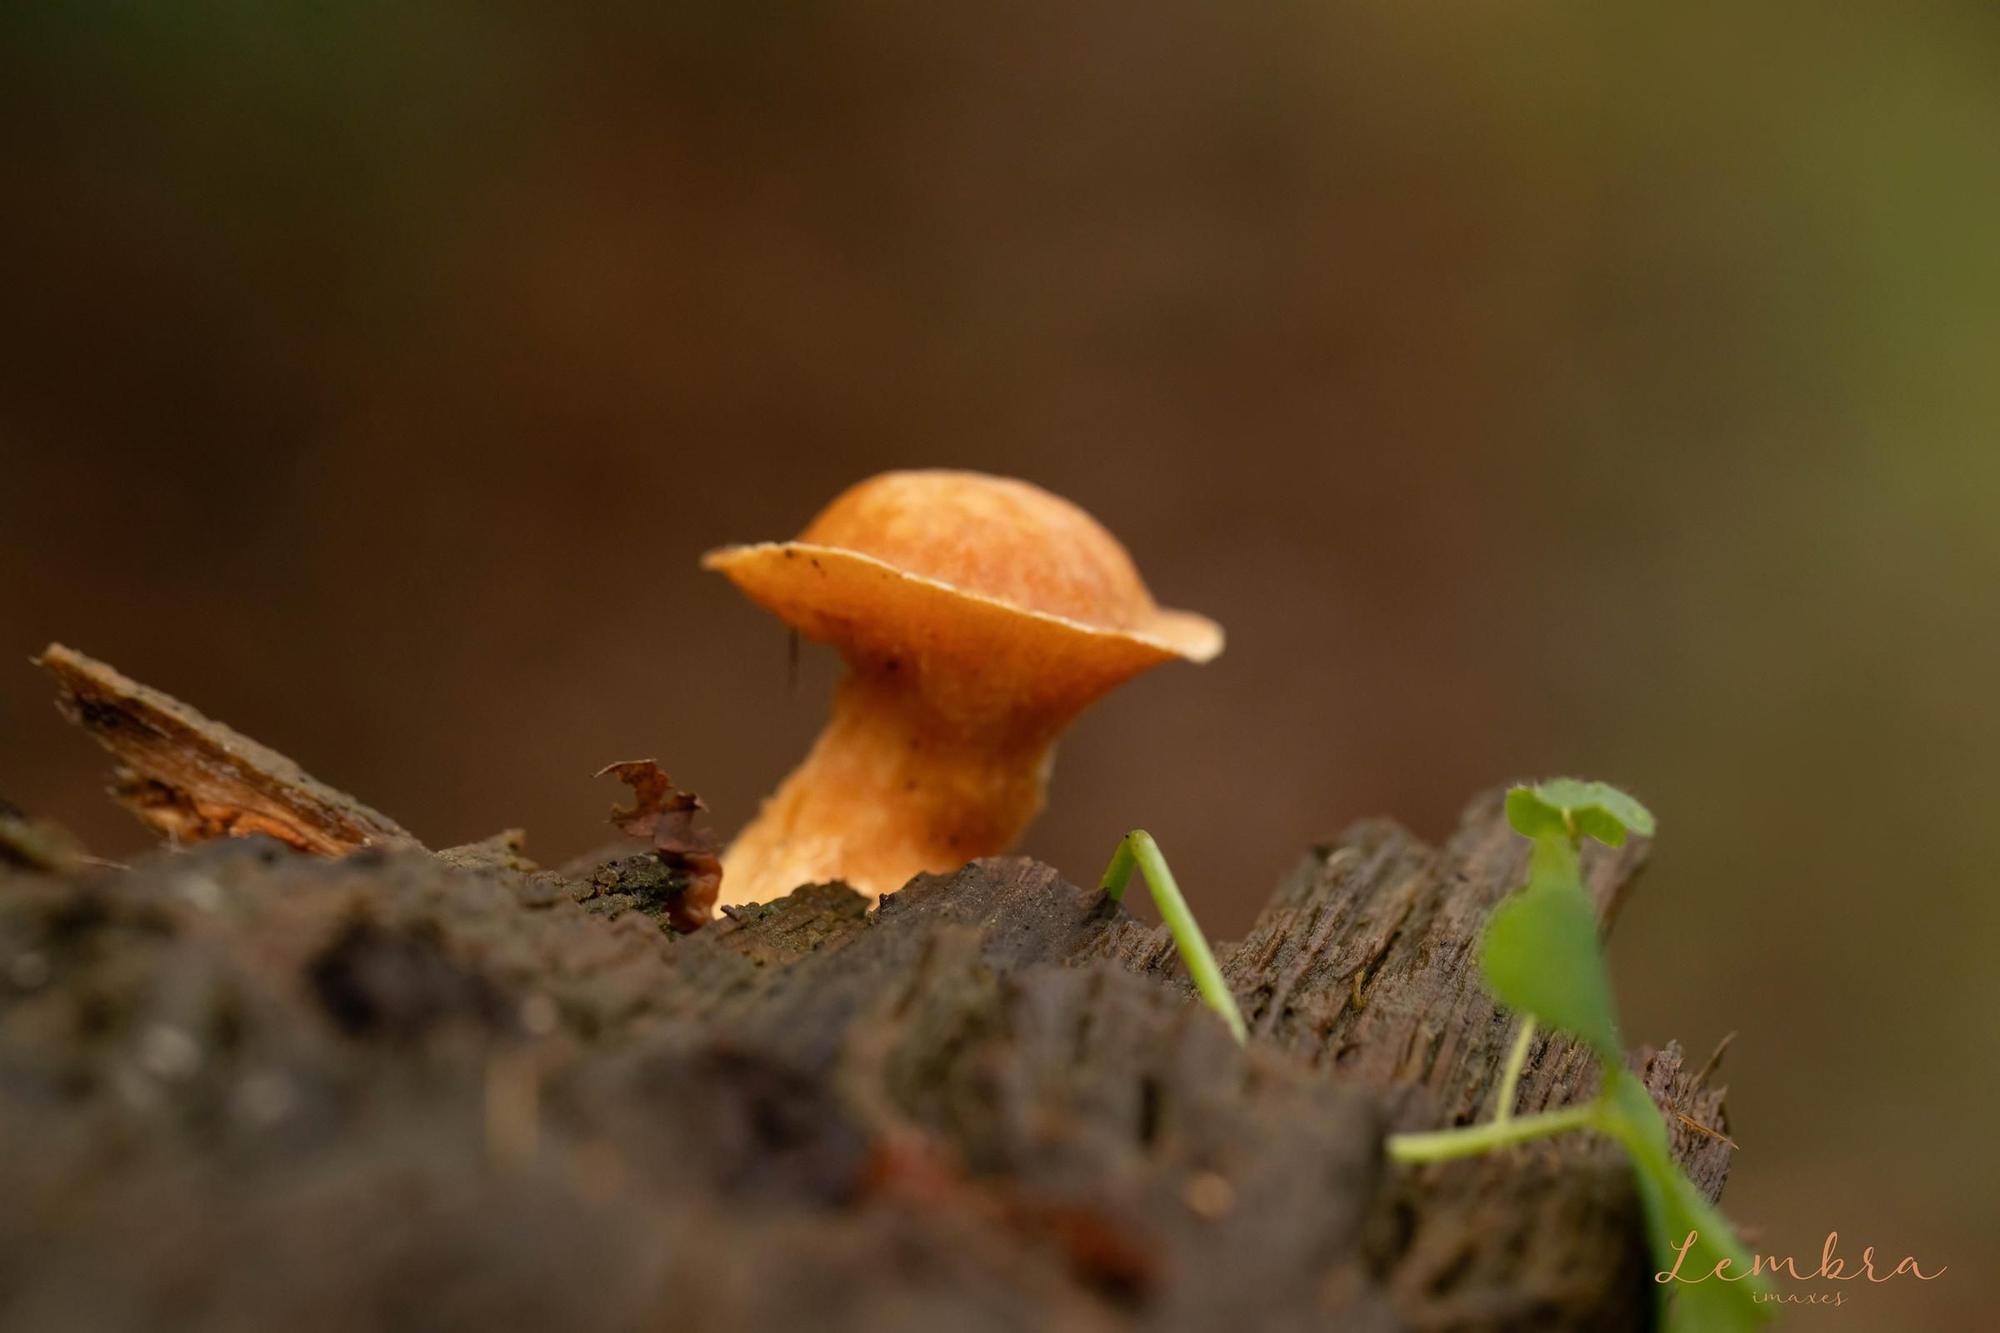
2;4;1993;1325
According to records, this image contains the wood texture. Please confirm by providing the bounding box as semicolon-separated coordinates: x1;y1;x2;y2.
0;790;1742;1331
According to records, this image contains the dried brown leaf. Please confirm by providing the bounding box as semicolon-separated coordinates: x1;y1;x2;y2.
595;760;722;931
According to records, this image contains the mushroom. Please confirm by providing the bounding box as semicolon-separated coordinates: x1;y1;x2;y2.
704;469;1223;908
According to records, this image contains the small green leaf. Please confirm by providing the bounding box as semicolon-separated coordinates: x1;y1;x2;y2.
1504;787;1570;839
1507;779;1656;847
1479;883;1622;1060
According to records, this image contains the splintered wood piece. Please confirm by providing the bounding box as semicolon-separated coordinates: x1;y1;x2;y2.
35;643;420;856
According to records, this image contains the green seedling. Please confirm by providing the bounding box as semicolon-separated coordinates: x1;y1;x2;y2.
1108;782;1770;1330
1099;830;1248;1043
1387;780;1772;1330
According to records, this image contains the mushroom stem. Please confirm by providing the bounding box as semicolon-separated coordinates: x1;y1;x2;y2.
718;667;1059;907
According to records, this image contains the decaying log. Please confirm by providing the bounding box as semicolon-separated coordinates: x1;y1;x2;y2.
0;785;1742;1331
35;643;419;855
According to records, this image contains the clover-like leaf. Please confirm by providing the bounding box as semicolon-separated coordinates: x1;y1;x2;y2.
1479;882;1622;1060
1506;779;1656;847
1504;787;1570;840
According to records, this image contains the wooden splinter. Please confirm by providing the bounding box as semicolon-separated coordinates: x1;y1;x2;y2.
36;643;419;856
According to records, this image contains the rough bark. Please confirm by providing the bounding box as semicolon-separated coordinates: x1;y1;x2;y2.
0;794;1741;1332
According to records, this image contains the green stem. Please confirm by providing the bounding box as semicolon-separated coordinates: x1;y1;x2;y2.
1099;837;1138;902
1494;1017;1536;1123
1386;1102;1602;1163
1100;830;1248;1045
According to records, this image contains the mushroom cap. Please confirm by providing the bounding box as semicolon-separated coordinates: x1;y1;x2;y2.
703;470;1222;720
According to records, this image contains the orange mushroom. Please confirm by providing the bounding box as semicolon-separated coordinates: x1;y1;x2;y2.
704;469;1223;908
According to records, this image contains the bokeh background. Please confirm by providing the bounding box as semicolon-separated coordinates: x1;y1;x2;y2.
3;5;1993;1325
